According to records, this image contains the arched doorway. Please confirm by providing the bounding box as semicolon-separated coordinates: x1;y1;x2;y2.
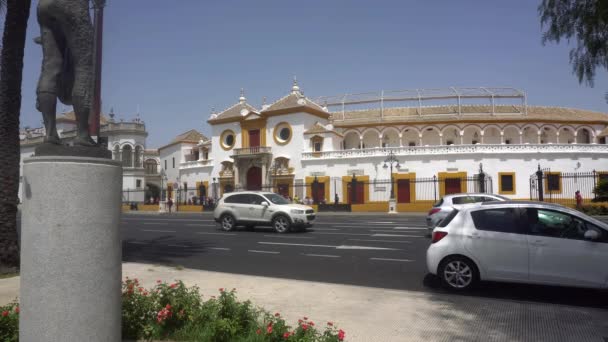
247;166;262;190
145;183;160;204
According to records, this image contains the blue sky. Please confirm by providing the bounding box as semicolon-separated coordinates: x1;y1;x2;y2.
19;0;608;148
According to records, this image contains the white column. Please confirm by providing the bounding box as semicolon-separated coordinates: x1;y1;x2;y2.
537;130;542;144
21;156;122;341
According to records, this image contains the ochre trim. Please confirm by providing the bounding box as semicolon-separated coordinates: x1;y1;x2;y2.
393;172;417;203
195;181;209;198
498;172;516;195
220;130;236;151
273;177;294;198
341;175;370;204
544;171;562;195
241;119;267;148
273;122;293;146
305;176;331;202
438;171;468;197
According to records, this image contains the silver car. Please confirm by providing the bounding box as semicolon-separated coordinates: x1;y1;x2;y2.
426;193;509;234
426;201;608;291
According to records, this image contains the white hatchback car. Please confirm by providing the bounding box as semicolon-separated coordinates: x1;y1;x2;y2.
213;191;315;233
427;201;608;291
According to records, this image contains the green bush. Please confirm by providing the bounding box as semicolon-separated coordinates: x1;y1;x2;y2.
592;180;608;202
580;204;608;215
0;279;346;341
0;302;18;342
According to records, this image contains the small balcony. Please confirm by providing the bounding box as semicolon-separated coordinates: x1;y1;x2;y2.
180;159;214;169
233;146;272;156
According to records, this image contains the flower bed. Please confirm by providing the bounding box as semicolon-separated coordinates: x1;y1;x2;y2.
0;278;346;341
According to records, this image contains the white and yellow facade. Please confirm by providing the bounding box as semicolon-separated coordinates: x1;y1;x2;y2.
162;82;608;211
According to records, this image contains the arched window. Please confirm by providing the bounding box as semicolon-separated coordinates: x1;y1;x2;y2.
145;159;158;175
122;145;133;167
113;145;120;161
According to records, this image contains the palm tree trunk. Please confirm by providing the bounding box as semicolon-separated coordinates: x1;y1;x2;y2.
0;0;31;273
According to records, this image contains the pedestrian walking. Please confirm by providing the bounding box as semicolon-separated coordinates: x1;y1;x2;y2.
334;193;339;205
575;190;583;210
167;198;173;213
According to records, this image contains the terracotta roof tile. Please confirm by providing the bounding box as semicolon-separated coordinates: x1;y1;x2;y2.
208;102;259;123
170;129;208;144
262;92;327;115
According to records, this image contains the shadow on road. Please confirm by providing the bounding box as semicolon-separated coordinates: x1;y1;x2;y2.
422;273;608;310
122;236;216;267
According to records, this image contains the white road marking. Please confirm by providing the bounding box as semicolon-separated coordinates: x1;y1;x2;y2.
140;229;177;233
347;239;412;244
310;228;340;231
371;229;426;234
126;241;149;245
303;253;341;258
259;242;335;248
167;244;189;248
372;234;425;238
196;232;236;236
262;235;315;239
248;250;280;254
209;247;231;251
311;232;370;236
258;242;400;251
370;258;414;262
336;245;401;250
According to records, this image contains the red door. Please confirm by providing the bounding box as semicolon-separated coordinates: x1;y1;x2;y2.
347;182;364;204
312;183;325;203
277;183;289;198
249;129;260;148
397;179;411;203
246;167;262;190
445;178;462;195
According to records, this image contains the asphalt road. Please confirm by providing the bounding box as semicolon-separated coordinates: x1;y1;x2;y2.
121;213;608;310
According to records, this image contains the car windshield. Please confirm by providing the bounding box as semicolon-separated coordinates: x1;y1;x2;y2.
264;193;290;205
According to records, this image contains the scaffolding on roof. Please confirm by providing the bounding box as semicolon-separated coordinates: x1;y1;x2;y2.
314;87;527;120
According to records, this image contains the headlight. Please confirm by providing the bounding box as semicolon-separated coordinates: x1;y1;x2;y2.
290;209;305;214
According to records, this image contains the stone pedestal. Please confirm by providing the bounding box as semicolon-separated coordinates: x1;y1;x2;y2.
388;198;398;214
159;200;168;213
20;156;122;342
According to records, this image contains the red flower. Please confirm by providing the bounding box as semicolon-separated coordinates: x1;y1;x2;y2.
156;280;162;284
170;283;177;289
165;304;171;309
301;324;308;331
1;311;8;317
309;321;315;326
232;287;236;291
275;312;280;317
256;329;261;335
303;316;308;320
219;288;224;292
298;319;303;324
143;291;148;296
338;329;345;341
327;321;333;326
14;307;19;314
283;331;291;339
138;287;143;292
267;321;273;328
266;325;273;334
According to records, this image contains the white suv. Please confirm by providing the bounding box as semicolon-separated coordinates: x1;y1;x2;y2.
213;191;315;233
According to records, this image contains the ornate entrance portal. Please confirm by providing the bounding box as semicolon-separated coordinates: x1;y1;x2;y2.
246;167;262;190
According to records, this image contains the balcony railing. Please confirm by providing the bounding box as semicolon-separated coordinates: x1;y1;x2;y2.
184;154;198;162
301;144;608;160
180;159;213;169
233;146;272;155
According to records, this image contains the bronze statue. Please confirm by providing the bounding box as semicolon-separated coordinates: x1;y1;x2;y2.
36;0;95;148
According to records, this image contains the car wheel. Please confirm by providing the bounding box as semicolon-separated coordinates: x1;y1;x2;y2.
272;215;291;234
438;256;479;291
219;214;236;232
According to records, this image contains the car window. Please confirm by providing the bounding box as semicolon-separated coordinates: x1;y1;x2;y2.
224;194;248;204
480;196;500;202
248;194;266;205
437;209;459;228
527;208;608;242
452;196;475;205
433;198;444;207
471;208;521;233
265;193;290;205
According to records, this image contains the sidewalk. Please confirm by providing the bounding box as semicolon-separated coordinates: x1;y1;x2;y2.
2;263;607;341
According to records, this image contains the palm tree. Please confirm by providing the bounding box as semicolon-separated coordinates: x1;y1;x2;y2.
0;0;31;274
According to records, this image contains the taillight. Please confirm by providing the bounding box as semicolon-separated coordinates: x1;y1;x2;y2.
431;231;448;243
428;208;441;216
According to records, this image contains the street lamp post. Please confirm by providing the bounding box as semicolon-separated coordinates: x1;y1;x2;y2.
159;169;168;213
383;151;400;213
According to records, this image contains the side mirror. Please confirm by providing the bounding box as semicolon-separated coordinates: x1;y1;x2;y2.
584;229;599;241
261;201;269;207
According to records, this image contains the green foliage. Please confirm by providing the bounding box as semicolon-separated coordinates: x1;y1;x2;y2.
539;0;608;87
593;179;608;198
1;279;347;341
580;204;608;215
0;301;19;342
